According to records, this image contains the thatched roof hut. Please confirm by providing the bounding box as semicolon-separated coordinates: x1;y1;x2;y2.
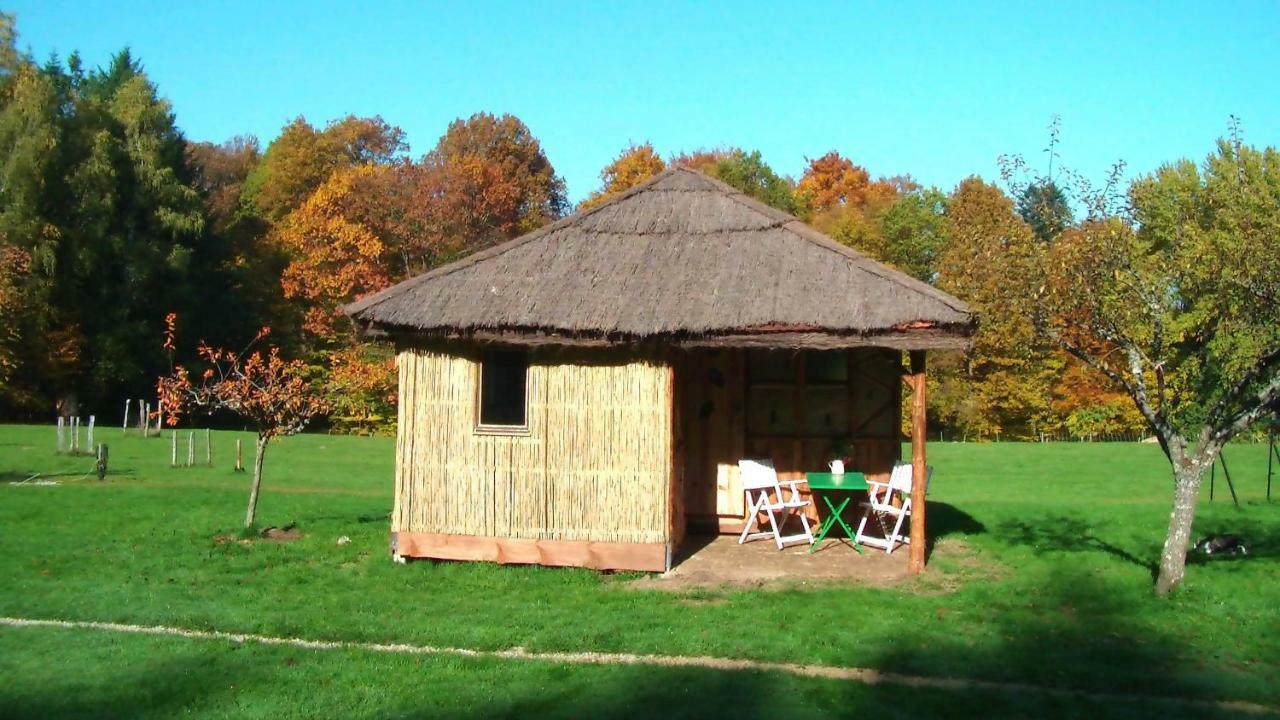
347;167;974;572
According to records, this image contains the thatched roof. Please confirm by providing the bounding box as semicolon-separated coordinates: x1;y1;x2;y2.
345;168;975;350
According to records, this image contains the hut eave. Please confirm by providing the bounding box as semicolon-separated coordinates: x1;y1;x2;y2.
358;322;975;352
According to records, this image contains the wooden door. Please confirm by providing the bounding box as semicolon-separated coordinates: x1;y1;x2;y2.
677;349;746;531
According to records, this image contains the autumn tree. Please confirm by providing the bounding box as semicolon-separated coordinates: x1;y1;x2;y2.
669;148;734;173
796;151;897;218
579;142;666;210
184;135;291;345
390;111;567;280
0;245;30;397
275;164;404;338
242;115;408;221
159;326;325;528
1040;137;1280;594
416;112;567;251
936;177;1054;439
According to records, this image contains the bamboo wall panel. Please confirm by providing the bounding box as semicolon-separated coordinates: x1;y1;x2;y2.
395;347;671;545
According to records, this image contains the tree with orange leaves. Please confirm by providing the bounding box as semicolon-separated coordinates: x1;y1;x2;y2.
157;324;326;528
579;142;666;210
796;151;897;216
418;112;567;247
274;164;405;339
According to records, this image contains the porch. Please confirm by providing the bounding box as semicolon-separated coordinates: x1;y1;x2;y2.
671;345;931;572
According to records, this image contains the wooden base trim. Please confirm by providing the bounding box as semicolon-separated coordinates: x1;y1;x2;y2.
393;532;670;572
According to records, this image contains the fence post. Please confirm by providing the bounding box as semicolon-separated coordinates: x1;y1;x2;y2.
205;428;212;466
236;439;243;472
56;416;64;453
122;399;130;434
96;443;108;481
187;431;194;467
87;415;95;449
171;430;177;467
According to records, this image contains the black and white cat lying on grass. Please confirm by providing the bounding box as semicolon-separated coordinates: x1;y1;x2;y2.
1192;534;1249;556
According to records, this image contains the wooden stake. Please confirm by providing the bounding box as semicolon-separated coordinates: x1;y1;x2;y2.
87;415;95;449
142;401;150;437
205;428;212;466
71;417;79;453
171;431;177;467
908;350;928;574
235;438;244;472
56;416;64;453
138;400;146;433
96;443;108;481
122;399;130;434
187;431;195;467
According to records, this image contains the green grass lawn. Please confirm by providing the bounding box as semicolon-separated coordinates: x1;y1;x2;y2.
1;424;1277;718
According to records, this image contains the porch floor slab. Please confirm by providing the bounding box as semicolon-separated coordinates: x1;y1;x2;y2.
631;534;912;591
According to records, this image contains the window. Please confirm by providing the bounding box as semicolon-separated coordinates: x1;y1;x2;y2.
746;349;849;437
477;349;529;431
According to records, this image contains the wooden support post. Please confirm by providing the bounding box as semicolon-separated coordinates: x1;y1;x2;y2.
171;430;177;467
236;438;244;472
205;428;212;466
87;415;95;449
908;350;928;574
122;399;130;434
56;416;64;453
138;400;146;433
187;431;195;467
71;416;79;453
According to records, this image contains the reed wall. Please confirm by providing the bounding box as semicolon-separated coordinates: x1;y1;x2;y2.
394;346;673;544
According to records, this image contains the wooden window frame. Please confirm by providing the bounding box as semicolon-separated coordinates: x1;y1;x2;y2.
474;350;531;436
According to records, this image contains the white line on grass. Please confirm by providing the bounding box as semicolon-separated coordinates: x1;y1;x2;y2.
1;616;1275;716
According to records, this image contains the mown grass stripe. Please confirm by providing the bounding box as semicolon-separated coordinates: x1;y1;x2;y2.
2;616;1274;716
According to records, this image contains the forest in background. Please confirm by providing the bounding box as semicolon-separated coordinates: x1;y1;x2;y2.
0;15;1223;440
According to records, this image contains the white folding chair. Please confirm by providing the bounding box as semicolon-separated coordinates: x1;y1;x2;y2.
854;461;932;553
737;458;814;549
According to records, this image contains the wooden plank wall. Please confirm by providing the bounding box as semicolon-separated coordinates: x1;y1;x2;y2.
676;349;746;531
678;347;902;531
395;346;673;545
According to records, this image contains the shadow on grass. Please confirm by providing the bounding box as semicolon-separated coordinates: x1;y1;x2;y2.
2;642;256;719
994;516;1159;577
862;568;1271;717
425;572;1270;719
0;468;137;483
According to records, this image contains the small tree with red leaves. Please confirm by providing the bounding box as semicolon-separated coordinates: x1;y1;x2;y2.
158;325;326;528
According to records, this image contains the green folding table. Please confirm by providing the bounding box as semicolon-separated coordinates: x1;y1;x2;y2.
805;471;869;553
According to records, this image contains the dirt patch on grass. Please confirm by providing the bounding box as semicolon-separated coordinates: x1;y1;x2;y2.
260;526;303;542
626;535;914;593
213;525;305;546
624;535;996;594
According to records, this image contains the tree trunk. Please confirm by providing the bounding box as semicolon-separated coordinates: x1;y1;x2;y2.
244;436;269;529
1155;458;1208;596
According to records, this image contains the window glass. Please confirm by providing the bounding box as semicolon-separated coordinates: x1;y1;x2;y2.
805;351;848;384
479;350;528;428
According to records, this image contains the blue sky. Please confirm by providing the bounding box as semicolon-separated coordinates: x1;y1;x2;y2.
8;1;1279;203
